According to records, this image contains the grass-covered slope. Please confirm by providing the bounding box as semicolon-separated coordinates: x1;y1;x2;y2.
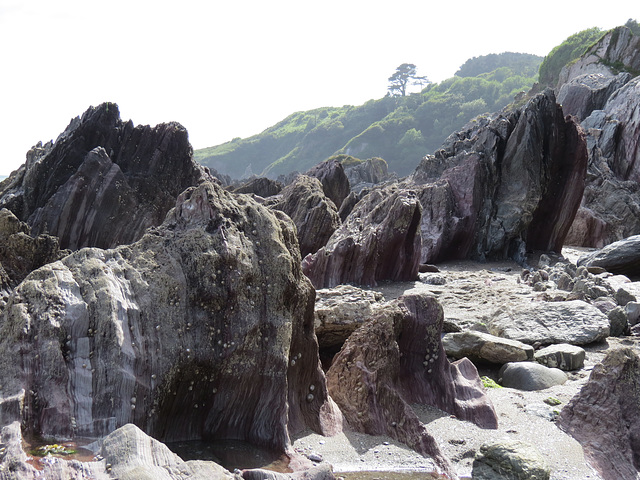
195;52;542;179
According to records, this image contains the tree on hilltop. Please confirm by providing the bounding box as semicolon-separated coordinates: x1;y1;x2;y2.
388;63;430;96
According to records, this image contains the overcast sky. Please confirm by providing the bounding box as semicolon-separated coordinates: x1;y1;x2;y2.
1;1;638;176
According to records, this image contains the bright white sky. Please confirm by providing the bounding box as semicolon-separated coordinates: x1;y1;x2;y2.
1;0;638;176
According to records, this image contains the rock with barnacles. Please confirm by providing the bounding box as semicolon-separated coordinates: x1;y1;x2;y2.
0;181;341;457
326;292;497;478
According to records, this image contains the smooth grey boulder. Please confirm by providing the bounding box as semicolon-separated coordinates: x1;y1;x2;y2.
472;439;551;480
534;344;586;371
314;285;386;349
499;362;568;391
626;301;640;326
488;300;610;346
577;235;640;277
442;331;534;364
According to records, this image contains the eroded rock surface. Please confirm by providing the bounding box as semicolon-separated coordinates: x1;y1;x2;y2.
0;181;340;453
305;159;350;210
558;347;640;480
0;103;209;250
488;300;610;346
410;89;587;263
577;235;640;277
326;293;498;478
302;185;422;288
267;175;340;257
442;331;534;365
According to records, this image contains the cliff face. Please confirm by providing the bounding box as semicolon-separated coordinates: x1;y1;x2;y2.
556;27;640;247
0;103;209;251
0;181;340;451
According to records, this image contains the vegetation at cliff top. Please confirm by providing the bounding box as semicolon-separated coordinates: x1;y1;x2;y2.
195;52;542;179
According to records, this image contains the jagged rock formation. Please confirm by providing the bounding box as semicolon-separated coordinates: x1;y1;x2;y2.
305;159;350;210
556;27;640;247
410;89;587;263
0;103;209;251
558;347;640;480
326;293;498;478
0;181;341;454
302;184;422;288
266;175;341;257
0;208;67;307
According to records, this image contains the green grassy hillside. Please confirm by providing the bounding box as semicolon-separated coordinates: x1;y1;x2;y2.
195;52;542;179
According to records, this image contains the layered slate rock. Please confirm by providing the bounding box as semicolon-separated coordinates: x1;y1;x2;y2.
488;300;610;346
0;181;340;452
558;348;640;480
305;158;350;210
232;177;283;198
344;157;395;193
557;72;631;121
266;175;340;257
410;89;587;263
577;234;640;277
302;184;422;288
442;331;534;364
0;103;208;251
326;293;498;478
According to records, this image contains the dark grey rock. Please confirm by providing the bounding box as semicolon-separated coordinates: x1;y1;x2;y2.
578;235;640;277
499;362;568;391
608;306;629;336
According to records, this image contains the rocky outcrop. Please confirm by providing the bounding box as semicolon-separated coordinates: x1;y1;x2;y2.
0;209;67;295
410;89;587;263
305;159;350;210
0;181;341;453
266;175;341;257
557;26;640;89
577;235;640;277
488;300;610;346
326;293;498;478
0;103;209;251
302;184;422;288
557;72;632;121
558;347;640;480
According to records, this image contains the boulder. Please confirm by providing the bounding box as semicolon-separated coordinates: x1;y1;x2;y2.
326;293;498;478
499;362;568;391
577;235;640;277
305;159;350;210
534;344;586;371
0;181;341;452
0;103;209;251
410;89;587;263
472;439;551;480
267;175;340;257
558;347;640;480
487;300;610;346
608;306;630;336
302;184;422;288
314;285;386;349
442;331;534;364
